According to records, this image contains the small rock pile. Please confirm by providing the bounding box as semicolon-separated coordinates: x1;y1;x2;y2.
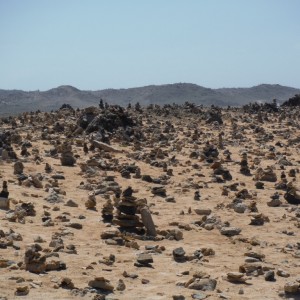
101;195;114;222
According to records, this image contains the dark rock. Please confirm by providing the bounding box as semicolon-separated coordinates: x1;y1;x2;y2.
264;270;275;281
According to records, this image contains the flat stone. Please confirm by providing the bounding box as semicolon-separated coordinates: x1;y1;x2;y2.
51;174;65;180
100;230;119;239
244;257;260;263
194;209;212;216
173;295;185;300
220;227;241;237
191;293;207;300
136;253;153;265
244;251;265;261
188;278;217;291
227;272;247;283
165;196;176;203
66;222;82;229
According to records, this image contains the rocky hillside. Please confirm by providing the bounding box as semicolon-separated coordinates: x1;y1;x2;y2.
0;83;299;116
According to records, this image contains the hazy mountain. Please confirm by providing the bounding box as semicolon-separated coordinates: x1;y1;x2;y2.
0;83;299;116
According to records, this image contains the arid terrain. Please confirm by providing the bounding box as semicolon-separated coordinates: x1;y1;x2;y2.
0;99;300;300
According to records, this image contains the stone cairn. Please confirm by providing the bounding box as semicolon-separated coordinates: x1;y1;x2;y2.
85;192;96;210
14;161;24;175
0;181;9;198
60;142;76;166
267;192;282;207
101;194;114;222
45;163;52;173
284;182;300;205
83;142;89;154
240;152;251;175
0;181;9;209
133;167;141;179
24;244;46;273
194;190;200;201
113;186;144;231
218;132;224;149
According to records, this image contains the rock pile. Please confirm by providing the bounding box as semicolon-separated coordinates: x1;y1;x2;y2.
113;187;144;231
60;142;76;166
255;167;277;182
2;100;300;299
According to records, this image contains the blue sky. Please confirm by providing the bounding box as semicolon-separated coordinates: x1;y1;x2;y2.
1;0;299;91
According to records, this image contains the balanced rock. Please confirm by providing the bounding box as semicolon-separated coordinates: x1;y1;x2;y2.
135;253;153;267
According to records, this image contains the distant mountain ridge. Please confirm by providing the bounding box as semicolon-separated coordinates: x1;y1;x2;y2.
0;83;299;116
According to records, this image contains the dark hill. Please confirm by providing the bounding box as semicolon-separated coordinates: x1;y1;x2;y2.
0;83;299;116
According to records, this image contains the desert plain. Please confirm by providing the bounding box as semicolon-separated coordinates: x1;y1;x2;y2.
0;100;300;300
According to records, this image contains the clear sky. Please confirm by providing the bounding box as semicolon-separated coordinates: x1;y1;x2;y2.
1;0;300;91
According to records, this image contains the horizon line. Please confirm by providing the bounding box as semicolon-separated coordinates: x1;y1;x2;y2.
1;82;300;92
